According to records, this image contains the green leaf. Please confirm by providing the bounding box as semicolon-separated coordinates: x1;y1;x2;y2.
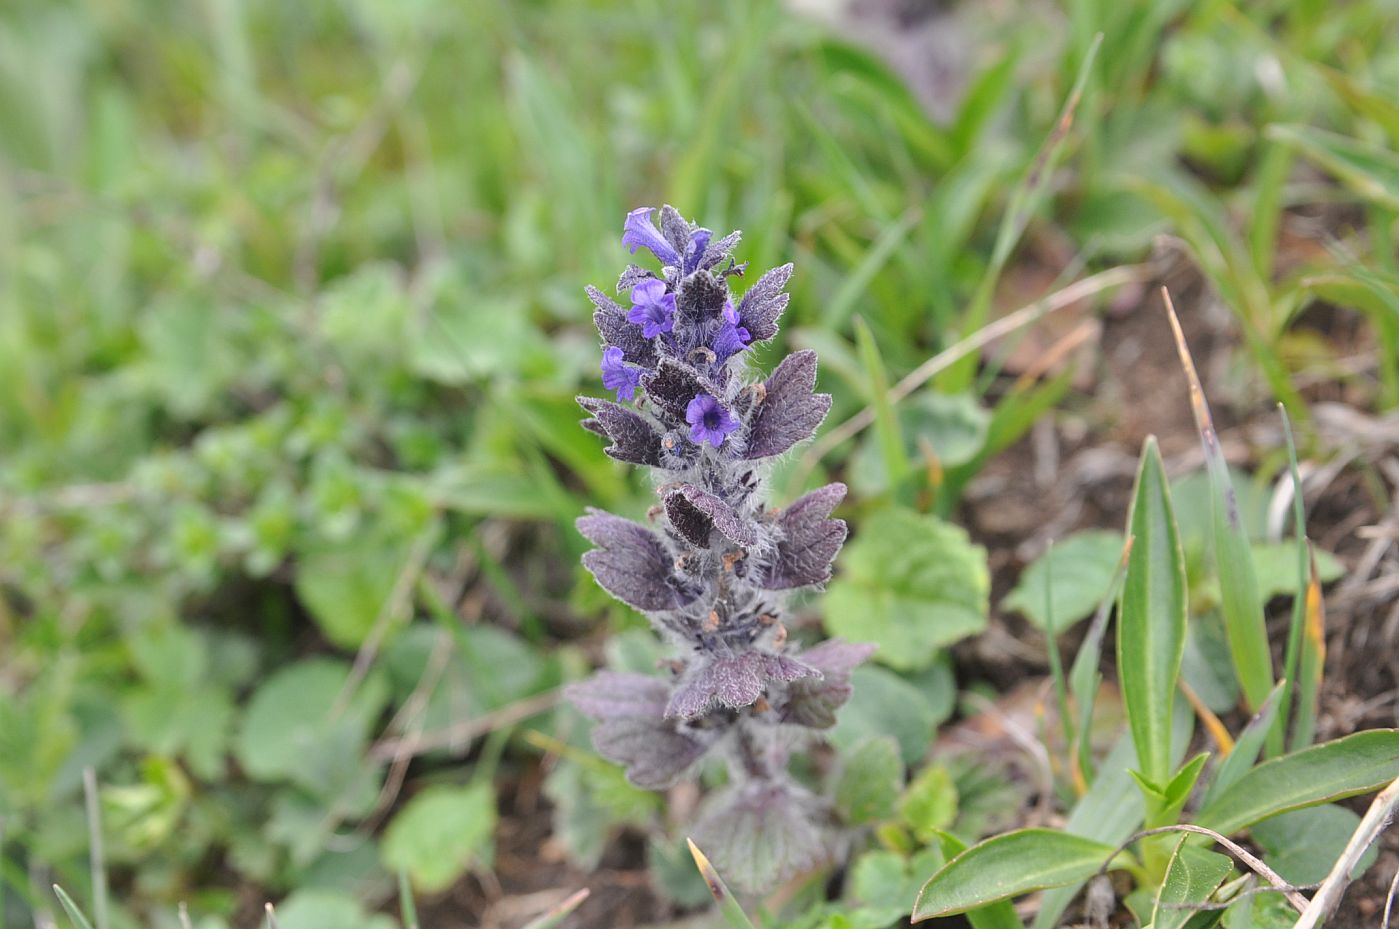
825;507;989;671
1118;437;1188;791
1267;124;1399;210
294;535;413;649
52;885;95;929
835;736;904;826
1251;804;1379;886
1249;542;1342;600
269;890;395;929
829;666;942;767
1004;530;1126;632
851;847;947;916
930;833;1023;929
1152;838;1233;929
234;659;387;799
381;783;497;892
1165;297;1273;715
898;764;958;843
912;829;1122;921
853;317;911;493
1196;729;1399;835
1202;681;1285;808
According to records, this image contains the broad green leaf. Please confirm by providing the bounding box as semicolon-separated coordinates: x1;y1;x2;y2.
381;783;497;892
850;847;947;916
1196;729;1399;835
1251;804;1379;886
1152;839;1233;929
835;736;904;826
235;659;388;798
912;829;1122;921
294;535;413;649
932;832;1024;929
1118;437;1188;791
268;889;394;929
825;507;989;672
1004;530;1126;632
898;764;958;842
1249;543;1342;600
830;666;942;766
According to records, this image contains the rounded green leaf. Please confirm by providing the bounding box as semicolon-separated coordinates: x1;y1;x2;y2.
1003;530;1126;632
835;736;904;825
912;829;1121;921
382;783;497;892
824;507;989;672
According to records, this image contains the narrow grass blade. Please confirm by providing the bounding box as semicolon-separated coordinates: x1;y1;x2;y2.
823;209;921;329
912;829;1123;921
1040;541;1077;788
944;33;1102;391
264;902;279;929
81;767;108;929
1118;436;1188;794
1069;534;1133;791
1202;680;1286;808
1163;289;1273;714
1290;547;1327;751
853;316;911;493
521;889;590;929
1196;729;1399;835
1276;404;1310;754
52;886;95;929
688;838;757;929
397;871;420;929
1266;124;1399;211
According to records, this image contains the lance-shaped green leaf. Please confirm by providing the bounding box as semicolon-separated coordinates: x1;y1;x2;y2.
1195;729;1399;836
687;839;757;929
1118;436;1188;792
912;829;1123;921
1267;123;1399;210
53;886;96;929
1151;838;1233;929
1164;290;1273;714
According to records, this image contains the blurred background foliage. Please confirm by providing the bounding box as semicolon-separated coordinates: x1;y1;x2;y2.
2;0;1397;926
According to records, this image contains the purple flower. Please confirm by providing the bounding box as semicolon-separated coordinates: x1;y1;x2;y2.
713;299;752;363
622;207;682;268
600;346;643;401
683;228;712;275
685;393;740;447
627;278;676;339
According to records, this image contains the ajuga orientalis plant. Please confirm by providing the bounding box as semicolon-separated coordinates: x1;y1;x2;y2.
566;206;874;893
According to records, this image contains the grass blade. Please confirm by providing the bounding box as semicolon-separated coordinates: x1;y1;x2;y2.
1069;534;1133;791
1275;404;1310;752
397;871;419;929
52;886;95;929
1291;547;1327;751
1202;680;1286;808
1118;436;1188;795
853;316;912;494
521;889;590;929
1163;289;1273;714
688;838;757;929
81;768;108;929
944;33;1102;391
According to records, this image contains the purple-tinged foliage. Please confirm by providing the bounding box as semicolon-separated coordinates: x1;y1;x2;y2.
570;207;871;892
